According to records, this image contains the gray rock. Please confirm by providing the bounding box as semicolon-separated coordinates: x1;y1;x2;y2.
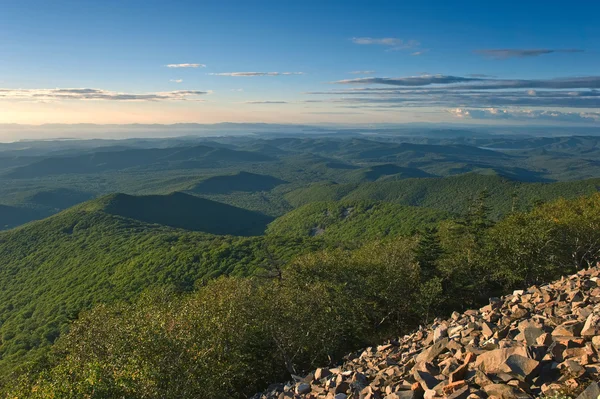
575;381;600;399
295;382;311;395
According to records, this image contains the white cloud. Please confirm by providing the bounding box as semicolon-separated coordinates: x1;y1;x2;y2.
352;37;403;46
349;70;376;75
474;49;584;59
351;37;420;51
0;88;209;102
447;107;600;123
166;63;205;68
244;100;288;104
210;72;304;77
170;79;183;83
230;88;244;92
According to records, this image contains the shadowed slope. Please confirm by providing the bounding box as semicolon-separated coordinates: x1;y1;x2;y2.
93;192;273;236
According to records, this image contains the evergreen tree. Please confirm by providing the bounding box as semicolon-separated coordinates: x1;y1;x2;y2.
414;227;443;282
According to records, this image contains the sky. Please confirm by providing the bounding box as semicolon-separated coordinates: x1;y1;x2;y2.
1;0;599;126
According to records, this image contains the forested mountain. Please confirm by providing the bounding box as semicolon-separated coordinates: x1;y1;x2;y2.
92;192;273;235
267;200;450;240
4;145;274;178
4;193;600;398
190;171;287;194
0;199;321;373
1;134;600;398
285;174;600;217
3;135;600;230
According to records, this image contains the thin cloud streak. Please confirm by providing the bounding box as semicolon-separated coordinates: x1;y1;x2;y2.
448;108;600;123
351;37;420;51
349;70;376;75
332;75;600;89
244;101;288;104
0;88;209;102
333;75;479;86
474;49;584;59
210;72;304;77
166;63;206;68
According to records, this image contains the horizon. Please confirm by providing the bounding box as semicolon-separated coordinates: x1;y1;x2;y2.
1;122;600;144
1;0;599;131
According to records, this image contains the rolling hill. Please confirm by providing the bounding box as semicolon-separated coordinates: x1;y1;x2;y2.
267;200;450;241
347;164;433;182
190;172;287;194
0;198;321;373
89;192;274;236
4;145;275;178
285;174;600;218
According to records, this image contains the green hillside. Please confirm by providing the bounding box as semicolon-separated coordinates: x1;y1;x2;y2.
286;174;600;218
190;171;287;194
92;192;273;236
347;164;433;182
0;203;322;373
4;145;275;178
267;200;450;241
9;193;600;399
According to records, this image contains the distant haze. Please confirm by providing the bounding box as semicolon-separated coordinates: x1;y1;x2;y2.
1;123;599;143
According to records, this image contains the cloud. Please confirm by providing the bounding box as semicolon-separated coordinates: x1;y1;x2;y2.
351;37;402;46
332;74;600;90
466;74;497;78
308;82;600;108
474;49;584;59
0;88;209;102
349;70;376;75
170;79;183;83
447;108;600;123
303;111;363;115
411;50;428;56
210;72;304;77
333;75;479;86
351;37;420;50
312;72;600;121
244;100;288;104
166;63;205;68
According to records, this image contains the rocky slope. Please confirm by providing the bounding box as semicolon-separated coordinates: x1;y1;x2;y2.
252;267;600;399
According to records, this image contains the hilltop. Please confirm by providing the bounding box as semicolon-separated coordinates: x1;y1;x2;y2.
90;192;274;236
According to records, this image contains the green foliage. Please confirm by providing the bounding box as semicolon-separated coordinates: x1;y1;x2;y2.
7;239;422;399
190;171;287;194
486;193;600;288
0;206;323;375
284;182;358;207
6;193;600;398
266;200;450;241
288;174;600;218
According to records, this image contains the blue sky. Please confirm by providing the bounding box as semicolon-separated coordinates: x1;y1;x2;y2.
0;0;599;125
